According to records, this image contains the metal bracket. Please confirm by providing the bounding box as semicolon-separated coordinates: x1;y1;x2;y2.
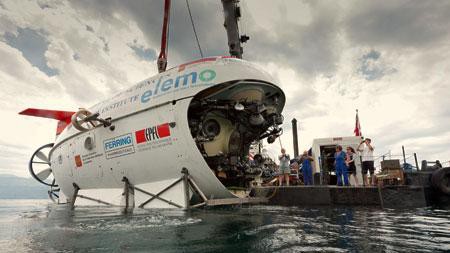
182;168;191;210
70;183;79;210
187;175;208;208
84;112;112;128
69;182;115;208
137;177;183;208
133;168;209;209
134;184;183;209
77;194;113;206
122;177;135;213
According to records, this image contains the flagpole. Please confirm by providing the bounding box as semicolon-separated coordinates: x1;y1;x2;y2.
354;109;362;137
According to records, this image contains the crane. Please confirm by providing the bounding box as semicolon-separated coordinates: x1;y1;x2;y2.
157;0;249;73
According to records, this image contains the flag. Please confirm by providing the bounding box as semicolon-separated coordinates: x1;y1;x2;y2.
354;109;362;136
248;151;254;161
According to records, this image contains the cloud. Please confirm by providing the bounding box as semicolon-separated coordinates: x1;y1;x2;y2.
0;40;63;109
243;1;342;78
71;0;228;64
128;40;157;62
358;50;397;81
85;24;94;33
345;1;450;48
2;27;59;76
98;36;110;54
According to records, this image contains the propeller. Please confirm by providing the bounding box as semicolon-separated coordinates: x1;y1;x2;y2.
36;168;52;181
48;179;60;203
35;151;50;163
29;143;57;187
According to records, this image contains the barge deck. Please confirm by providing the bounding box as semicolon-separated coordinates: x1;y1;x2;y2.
251;185;449;208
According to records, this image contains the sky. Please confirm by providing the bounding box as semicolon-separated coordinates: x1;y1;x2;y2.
0;0;449;177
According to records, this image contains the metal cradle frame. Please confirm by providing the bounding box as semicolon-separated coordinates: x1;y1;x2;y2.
69;167;267;210
69;168;209;210
131;167;209;209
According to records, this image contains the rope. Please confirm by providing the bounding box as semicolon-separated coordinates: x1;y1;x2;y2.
185;0;204;58
266;185;278;200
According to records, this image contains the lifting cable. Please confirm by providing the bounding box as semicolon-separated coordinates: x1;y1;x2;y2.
185;0;204;58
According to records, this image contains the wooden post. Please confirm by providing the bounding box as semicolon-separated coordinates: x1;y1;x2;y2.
291;118;299;158
319;156;323;185
414;153;419;171
377;183;384;209
402;146;407;165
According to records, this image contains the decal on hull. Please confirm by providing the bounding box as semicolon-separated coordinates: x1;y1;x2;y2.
135;123;171;144
104;133;135;159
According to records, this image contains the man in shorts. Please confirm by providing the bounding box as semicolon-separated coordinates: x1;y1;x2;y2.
278;148;291;186
357;138;375;186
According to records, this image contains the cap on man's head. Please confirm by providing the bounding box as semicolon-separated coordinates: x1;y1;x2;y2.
365;138;371;142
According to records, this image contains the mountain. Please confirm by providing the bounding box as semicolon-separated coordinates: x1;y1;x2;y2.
0;174;48;199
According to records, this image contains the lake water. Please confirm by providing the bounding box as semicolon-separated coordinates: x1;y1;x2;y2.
0;199;449;252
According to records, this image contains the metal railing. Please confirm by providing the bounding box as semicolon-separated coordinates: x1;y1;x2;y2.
372;154;418;173
318;152;423;175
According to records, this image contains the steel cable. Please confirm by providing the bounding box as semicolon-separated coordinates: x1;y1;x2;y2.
186;0;204;58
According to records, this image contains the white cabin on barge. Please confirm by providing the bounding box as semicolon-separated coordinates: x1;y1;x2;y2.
311;136;365;185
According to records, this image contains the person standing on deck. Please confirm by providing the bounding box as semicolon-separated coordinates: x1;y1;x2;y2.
300;150;314;185
357;138;375;186
346;147;359;186
335;145;349;186
278;148;291;186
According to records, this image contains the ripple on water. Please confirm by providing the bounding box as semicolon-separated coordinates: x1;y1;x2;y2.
48;210;203;233
0;201;449;252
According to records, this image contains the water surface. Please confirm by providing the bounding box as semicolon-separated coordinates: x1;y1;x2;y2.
0;199;449;252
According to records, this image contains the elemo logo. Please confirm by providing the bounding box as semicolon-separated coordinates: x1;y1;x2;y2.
141;69;216;103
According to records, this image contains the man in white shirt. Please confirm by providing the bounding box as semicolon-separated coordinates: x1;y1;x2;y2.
278;148;291;186
357;138;375;186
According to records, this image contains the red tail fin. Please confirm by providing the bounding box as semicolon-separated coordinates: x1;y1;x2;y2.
19;108;75;135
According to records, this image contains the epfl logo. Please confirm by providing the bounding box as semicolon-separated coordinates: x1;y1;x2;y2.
135;123;171;144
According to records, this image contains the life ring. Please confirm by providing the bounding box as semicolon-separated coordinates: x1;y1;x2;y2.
71;108;96;132
431;167;450;195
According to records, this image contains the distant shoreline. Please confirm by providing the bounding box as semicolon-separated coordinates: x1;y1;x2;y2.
0;174;49;199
